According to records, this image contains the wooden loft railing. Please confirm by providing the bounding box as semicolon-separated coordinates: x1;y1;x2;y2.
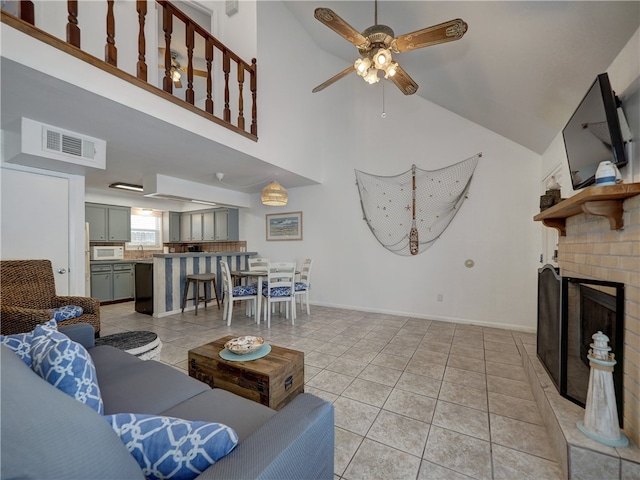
2;0;258;140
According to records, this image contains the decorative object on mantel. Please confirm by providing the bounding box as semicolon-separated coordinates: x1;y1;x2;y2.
577;331;629;448
534;183;640;235
539;175;563;211
355;153;480;256
594;160;622;186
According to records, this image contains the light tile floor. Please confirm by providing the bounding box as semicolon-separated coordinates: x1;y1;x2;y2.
100;301;563;480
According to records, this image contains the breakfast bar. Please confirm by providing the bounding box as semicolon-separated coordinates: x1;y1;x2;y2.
142;252;257;317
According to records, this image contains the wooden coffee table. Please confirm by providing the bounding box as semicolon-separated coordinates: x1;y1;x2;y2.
188;336;304;411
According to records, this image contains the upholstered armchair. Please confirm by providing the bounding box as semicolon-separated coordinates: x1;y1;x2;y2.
0;259;100;336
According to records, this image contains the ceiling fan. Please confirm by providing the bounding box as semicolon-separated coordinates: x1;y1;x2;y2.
312;1;468;95
158;49;207;89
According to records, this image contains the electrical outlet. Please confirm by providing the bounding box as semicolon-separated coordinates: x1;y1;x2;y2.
437;294;443;302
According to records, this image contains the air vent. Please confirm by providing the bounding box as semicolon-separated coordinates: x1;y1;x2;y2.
44;128;96;160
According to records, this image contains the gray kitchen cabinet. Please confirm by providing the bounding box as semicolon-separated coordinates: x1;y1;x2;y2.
163;212;181;242
90;262;134;302
191;212;203;241
86;204;108;241
178;208;238;242
180;212;192;241
90;264;112;302
113;263;134;300
86;203;131;242
202;211;215;241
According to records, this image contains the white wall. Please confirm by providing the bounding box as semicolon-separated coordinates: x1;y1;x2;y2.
240;2;542;332
541;27;640;194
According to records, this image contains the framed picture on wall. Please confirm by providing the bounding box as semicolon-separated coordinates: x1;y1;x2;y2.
266;211;303;241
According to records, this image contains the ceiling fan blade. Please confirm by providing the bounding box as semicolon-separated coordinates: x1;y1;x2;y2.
314;8;370;49
174;77;183;89
312;65;355;93
389;65;419;95
394;19;468;52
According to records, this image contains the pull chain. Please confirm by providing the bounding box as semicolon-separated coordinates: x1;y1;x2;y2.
381;82;386;118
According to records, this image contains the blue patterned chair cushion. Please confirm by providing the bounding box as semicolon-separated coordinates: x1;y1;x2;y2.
294;282;309;292
262;286;292;297
0;319;57;367
105;413;239;480
50;305;84;321
30;323;104;415
232;284;257;296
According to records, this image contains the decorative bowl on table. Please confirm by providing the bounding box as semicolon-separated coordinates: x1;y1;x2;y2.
224;336;265;355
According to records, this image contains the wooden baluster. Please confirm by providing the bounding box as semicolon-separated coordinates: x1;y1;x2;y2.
185;22;195;105
223;51;231;123
136;0;147;81
162;5;173;93
19;1;34;25
66;0;80;48
105;0;117;66
250;58;257;136
205;38;214;114
237;62;245;131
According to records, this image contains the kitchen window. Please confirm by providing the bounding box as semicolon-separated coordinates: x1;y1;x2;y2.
127;208;162;249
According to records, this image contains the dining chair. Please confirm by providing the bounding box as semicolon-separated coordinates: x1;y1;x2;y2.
248;257;270;271
219;260;258;326
247;257;269;289
294;258;313;316
261;262;296;328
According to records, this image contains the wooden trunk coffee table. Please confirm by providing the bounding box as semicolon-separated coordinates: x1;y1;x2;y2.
188;336;304;411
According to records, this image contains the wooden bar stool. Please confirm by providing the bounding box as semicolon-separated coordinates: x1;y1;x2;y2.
181;273;220;315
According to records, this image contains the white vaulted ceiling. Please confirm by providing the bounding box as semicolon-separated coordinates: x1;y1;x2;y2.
283;1;640;154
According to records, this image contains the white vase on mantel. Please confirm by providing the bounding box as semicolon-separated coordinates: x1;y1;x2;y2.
577;331;629;448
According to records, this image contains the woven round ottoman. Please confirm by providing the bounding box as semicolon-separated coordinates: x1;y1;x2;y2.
95;331;162;361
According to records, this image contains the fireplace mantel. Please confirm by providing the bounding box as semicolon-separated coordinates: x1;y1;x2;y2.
534;183;640;236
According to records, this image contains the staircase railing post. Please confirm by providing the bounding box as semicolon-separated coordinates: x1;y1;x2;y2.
105;0;117;66
66;0;80;48
136;0;147;81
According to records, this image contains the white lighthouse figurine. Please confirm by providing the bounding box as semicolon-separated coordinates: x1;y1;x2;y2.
577;331;629;447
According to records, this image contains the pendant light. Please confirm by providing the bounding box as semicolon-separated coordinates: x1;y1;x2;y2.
261;180;288;206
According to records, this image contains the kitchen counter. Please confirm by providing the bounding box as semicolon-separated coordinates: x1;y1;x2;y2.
146;251;257;317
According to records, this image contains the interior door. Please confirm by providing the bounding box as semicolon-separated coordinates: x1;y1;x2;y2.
1;168;70;294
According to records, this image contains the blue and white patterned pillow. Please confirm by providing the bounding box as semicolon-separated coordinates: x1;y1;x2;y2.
0;319;57;367
262;286;291;297
50;305;84;321
30;324;104;415
232;284;257;296
105;413;239;480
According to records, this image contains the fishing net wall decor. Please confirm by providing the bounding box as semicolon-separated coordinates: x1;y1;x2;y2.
355;153;481;256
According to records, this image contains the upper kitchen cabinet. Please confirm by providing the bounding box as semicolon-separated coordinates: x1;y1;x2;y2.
86;203;131;242
163;211;181;242
179;208;238;242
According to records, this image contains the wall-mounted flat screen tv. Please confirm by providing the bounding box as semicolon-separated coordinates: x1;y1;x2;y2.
562;72;628;190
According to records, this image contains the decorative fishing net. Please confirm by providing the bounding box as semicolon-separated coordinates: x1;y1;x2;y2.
355;153;481;256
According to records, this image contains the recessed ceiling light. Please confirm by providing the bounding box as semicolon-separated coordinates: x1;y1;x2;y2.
109;183;144;192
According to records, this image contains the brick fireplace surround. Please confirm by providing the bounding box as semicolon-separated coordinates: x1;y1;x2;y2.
522;193;639;479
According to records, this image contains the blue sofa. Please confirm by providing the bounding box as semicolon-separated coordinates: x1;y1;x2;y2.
1;324;334;479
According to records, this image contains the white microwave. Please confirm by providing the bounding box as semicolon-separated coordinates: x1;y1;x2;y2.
91;246;124;260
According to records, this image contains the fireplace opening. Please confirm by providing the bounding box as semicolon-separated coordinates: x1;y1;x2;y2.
537;266;625;427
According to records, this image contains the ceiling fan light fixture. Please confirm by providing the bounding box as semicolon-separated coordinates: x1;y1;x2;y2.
384;61;398;78
354;57;372;76
373;48;392;69
261;180;288;206
363;68;380;85
172;69;181;82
